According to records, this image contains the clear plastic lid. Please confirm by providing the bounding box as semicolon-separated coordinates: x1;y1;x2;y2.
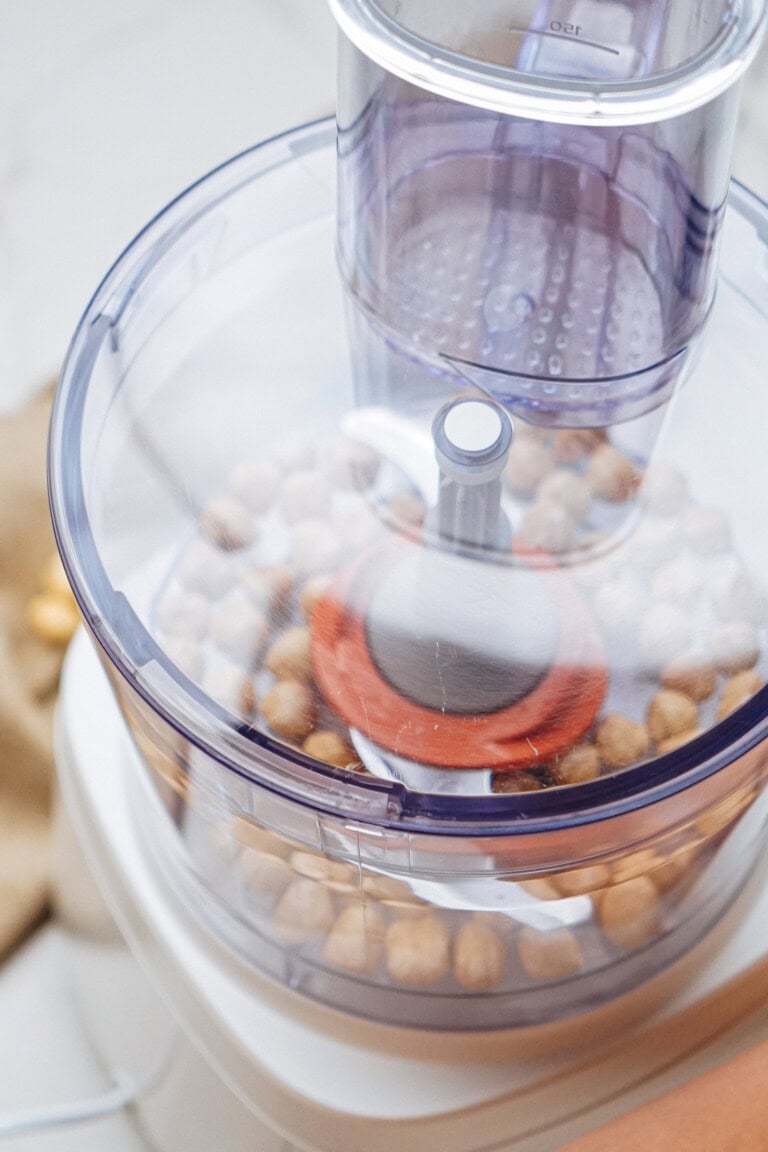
49;120;768;825
329;0;766;123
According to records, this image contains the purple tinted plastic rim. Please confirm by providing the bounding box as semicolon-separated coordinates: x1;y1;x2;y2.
329;0;767;126
48;117;768;836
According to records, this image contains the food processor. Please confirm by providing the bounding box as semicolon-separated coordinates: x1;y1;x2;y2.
46;0;768;1147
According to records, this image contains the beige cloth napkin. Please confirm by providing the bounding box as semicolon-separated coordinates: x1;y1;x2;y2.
0;386;63;958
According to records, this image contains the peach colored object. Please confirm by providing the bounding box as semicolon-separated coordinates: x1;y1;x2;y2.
312;542;607;769
561;1035;768;1152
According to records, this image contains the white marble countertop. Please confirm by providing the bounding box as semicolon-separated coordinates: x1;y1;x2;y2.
0;0;336;412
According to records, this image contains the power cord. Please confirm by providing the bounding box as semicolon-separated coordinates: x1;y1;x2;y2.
0;1078;137;1139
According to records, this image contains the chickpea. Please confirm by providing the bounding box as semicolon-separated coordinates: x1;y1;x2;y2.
266;627;314;683
657;728;701;755
647;689;699;746
518;927;583;981
231;818;292;859
272;877;335;944
279;469;332;524
710;622;760;675
610;848;660;886
504;439;553;495
453;920;507;991
302;731;360;770
202;662;256;715
537;469;592;520
661;657;717;703
629;517;679;571
653;844;700;893
261;680;316;742
717;670;765;721
652;556;703;607
518;878;560;901
639;604;693;671
638;465;688;517
199;497;256;551
598;877;659;950
240;849;292;910
596;714;650;769
585;445;639;502
300;574;333;620
551;864;610;897
385;915;451;986
211;592;267;663
290;852;358;893
492;772;544;794
363;875;417;902
554;428;606;463
520;500;575;553
324;905;385;974
178;540;234;599
380;899;425;916
552;744;601;786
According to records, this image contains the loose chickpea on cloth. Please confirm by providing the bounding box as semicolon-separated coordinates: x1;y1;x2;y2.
0;385;67;958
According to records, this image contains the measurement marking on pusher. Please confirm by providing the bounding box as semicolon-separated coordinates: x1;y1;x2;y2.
508;24;620;56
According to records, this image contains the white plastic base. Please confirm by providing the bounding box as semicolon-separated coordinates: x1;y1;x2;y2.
53;630;768;1152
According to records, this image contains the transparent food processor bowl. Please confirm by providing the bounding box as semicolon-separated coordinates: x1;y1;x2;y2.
49;120;768;1033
